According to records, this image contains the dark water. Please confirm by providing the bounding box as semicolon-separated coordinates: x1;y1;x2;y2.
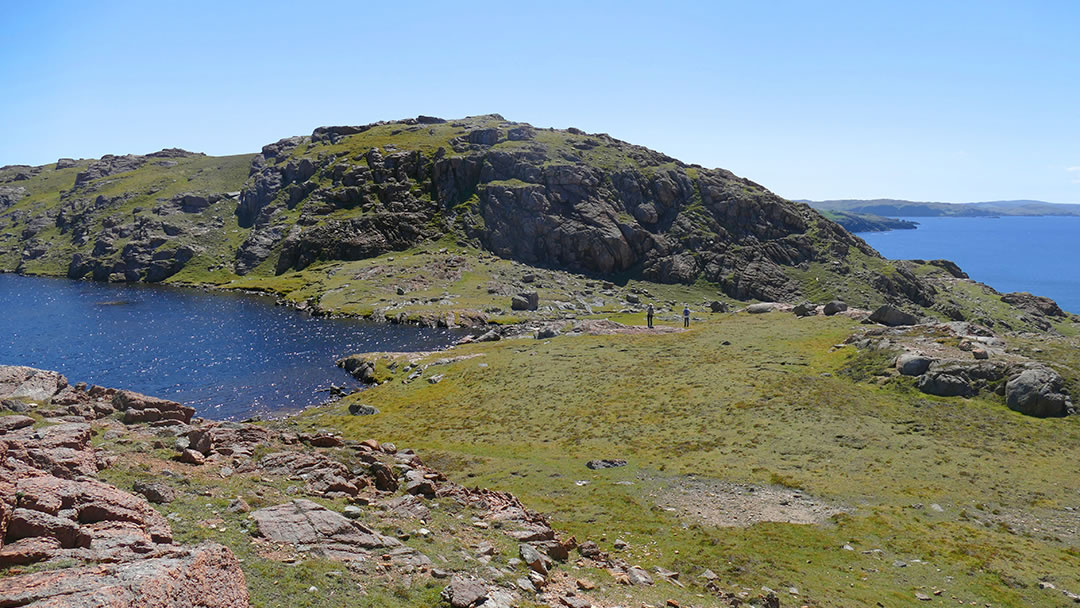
861;216;1080;314
0;274;463;419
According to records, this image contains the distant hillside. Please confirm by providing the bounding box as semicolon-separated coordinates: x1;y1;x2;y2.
0;114;941;310
804;198;1080;218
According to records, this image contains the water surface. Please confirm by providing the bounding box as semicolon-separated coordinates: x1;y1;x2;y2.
0;274;462;419
861;215;1080;314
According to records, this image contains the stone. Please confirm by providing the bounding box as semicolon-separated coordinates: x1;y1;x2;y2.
511;292;539;311
869;305;920;327
895;353;933;376
252;499;400;560
0;366;67;402
132;480;177;504
0;542;248;608
585;459;627;470
626;565;654;585
348;403;380;416
625;293;640;304
441;574;488;608
792;302;816;317
520;543;551;575
746;302;778;314
916;372;974;398
0;414;35;433
113;390;194;424
709;300;728;313
179;449;206;465
972;348;989;360
1006;367;1072;417
536;326;560;339
823;300;848;316
404;469;437;497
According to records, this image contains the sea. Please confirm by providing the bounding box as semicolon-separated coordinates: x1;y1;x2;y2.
859;215;1080;314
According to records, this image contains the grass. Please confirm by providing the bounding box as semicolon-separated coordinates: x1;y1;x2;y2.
287;312;1080;607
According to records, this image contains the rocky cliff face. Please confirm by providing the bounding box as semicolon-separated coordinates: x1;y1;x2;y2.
229;114;934;305
0;115;937;308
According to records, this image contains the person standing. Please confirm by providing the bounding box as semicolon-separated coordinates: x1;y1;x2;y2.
683;304;690;328
646;303;655;328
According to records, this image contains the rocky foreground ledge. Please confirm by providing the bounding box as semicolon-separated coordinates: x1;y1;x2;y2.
2;366;769;608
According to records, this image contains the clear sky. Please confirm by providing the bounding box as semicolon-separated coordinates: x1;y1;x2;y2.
2;0;1078;203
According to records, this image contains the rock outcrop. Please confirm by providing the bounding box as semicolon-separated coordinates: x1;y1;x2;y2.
0;366;249;607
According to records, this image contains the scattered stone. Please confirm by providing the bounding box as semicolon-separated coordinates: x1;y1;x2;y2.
709;301;729;313
585;459;627;470
792;302;816;317
626;566;654;586
132;480;177;504
520;543;551;575
441;574;488;608
972;348;989;360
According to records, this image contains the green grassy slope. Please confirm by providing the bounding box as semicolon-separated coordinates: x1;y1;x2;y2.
293;313;1080;607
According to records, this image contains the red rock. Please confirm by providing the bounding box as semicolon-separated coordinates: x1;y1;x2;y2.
16;475;172;544
0;415;35;433
7;508;88;548
308;433;344;448
1;423;97;479
0;536;62;567
179;448;206;465
0;542;249;608
188;423;271;456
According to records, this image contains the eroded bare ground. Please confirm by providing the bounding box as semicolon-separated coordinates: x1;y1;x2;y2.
644;474;852;527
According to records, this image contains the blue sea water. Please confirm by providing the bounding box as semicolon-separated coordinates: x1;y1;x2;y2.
0;274;463;419
860;216;1080;314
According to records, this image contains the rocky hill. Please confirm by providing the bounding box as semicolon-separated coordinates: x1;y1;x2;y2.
1;115;937;310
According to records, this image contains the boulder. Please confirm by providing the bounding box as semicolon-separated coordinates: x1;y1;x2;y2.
895;354;934;376
916;372;974;398
1006;368;1072;417
441;575;489;608
0;366;68;402
252;499;400;560
823;300;848;316
132;481;177;504
348;403;380;416
511;291;539;311
792;302;816;317
869;305;920;327
113;390;194;424
709;301;728;313
746;302;778;314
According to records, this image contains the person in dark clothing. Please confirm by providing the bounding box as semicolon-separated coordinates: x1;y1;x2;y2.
683;304;690;328
646;304;654;328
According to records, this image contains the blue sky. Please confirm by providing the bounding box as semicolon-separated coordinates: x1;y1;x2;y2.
2;0;1078;202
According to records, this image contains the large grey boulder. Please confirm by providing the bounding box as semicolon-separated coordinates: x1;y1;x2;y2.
895;353;934;376
746;302;779;314
823;300;848;316
870;305;920;327
916;372;973;397
1006;368;1072;417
